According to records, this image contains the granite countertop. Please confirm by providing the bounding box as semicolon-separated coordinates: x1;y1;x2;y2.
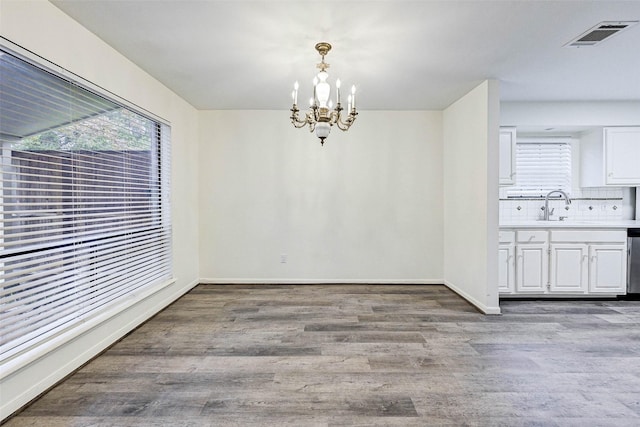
500;220;640;229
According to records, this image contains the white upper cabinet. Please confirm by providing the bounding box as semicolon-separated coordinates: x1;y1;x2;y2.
499;127;516;186
580;126;640;187
604;127;640;185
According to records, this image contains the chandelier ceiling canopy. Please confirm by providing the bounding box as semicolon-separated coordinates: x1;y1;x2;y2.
290;42;358;146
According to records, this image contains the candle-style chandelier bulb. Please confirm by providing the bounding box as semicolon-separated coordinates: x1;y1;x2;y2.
290;42;358;146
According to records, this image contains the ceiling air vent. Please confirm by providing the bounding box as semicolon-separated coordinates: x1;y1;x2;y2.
565;21;638;47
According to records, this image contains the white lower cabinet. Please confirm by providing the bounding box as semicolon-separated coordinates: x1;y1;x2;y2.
516;244;548;293
549;244;588;293
515;230;548;294
500;228;627;296
498;244;515;293
588;244;627;293
498;231;515;293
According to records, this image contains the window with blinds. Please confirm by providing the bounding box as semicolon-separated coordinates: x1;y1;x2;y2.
506;140;572;198
0;48;172;362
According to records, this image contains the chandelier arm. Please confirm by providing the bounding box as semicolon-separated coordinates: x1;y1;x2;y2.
291;115;309;128
335;120;350;131
331;107;345;130
336;112;357;131
291;107;312;128
329;110;340;126
305;111;317;124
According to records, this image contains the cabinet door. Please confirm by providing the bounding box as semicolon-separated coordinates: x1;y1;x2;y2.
605;127;640;185
516;244;548;293
499;127;516;186
589;244;627;293
498;244;515;294
549;244;588;294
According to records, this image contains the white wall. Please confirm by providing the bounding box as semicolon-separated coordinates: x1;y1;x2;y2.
0;0;200;419
199;110;444;283
443;81;500;314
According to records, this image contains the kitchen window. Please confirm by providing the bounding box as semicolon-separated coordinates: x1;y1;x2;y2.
0;48;172;362
507;138;572;198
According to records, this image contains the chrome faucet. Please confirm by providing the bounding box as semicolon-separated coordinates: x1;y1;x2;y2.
543;190;571;220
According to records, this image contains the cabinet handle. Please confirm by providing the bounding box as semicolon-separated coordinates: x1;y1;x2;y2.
582;255;588;263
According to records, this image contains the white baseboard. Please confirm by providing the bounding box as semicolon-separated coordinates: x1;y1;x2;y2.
1;278;199;422
444;280;501;315
199;278;444;285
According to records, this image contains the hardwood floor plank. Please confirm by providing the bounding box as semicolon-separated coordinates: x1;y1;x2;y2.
201;394;418;417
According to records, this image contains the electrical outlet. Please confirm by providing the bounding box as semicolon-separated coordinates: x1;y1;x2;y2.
280;254;287;264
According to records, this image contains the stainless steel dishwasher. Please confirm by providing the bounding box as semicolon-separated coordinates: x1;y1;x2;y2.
629;229;640;294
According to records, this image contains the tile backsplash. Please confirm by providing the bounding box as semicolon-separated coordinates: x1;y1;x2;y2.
499;187;635;222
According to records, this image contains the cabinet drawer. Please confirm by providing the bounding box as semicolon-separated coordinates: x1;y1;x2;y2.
499;230;515;244
550;229;627;243
516;230;548;243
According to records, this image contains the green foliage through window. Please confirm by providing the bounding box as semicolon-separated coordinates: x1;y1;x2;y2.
15;108;154;151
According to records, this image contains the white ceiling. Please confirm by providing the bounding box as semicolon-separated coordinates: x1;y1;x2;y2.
51;0;640;111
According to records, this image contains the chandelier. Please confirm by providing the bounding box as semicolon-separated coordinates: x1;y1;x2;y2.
290;42;358;145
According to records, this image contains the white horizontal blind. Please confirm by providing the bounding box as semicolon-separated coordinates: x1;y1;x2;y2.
507;141;572;198
0;49;172;361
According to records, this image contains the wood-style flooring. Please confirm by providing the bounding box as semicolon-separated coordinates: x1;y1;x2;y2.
5;284;640;426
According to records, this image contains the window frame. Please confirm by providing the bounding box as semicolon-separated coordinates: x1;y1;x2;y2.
0;41;173;372
506;136;575;199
